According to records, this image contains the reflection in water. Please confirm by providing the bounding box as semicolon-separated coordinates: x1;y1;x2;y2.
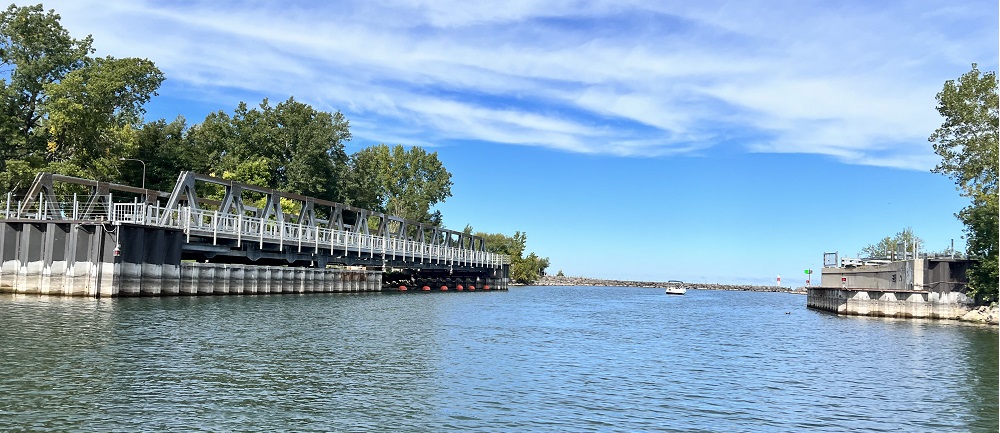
0;289;997;432
960;326;1000;432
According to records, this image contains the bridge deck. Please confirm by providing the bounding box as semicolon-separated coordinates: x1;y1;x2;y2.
115;203;505;268
2;198;506;270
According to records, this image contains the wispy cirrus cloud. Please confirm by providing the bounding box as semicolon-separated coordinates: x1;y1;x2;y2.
44;0;998;169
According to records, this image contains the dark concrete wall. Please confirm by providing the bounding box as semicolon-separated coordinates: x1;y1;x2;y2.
1;221;116;296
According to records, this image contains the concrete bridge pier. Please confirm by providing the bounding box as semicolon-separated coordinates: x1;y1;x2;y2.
1;221;117;297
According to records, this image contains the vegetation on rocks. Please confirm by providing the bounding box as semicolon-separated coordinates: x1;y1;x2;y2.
465;227;549;285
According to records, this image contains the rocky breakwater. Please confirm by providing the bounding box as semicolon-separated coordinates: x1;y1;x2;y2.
534;275;800;293
960;304;999;325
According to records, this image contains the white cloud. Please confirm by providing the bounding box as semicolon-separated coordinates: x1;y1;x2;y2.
41;0;999;169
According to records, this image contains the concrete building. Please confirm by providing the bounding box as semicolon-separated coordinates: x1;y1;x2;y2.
807;258;977;319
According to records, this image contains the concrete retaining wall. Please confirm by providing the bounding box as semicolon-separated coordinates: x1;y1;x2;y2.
163;263;380;296
807;287;973;319
1;221;116;297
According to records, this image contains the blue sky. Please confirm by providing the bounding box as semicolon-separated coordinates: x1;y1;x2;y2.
41;0;998;285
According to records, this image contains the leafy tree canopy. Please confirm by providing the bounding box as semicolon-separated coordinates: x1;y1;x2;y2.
930;63;998;301
0;3;92;147
859;227;921;259
0;3;162;190
124;116;190;191
187;97;350;203
512;252;550;285
346;143;452;224
45;55;163;178
467;226;548;284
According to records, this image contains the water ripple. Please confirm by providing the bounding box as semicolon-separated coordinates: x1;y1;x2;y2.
0;288;997;432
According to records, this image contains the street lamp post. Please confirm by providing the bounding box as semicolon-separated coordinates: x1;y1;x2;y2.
119;157;146;190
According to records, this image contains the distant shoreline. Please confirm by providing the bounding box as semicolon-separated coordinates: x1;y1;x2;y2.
530;275;806;293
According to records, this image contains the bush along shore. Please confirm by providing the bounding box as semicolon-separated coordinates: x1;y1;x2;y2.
532;275;806;293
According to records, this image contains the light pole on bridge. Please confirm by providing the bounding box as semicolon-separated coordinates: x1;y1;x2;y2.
119;157;146;190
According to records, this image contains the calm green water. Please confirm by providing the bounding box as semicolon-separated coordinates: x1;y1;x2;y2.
1;287;997;432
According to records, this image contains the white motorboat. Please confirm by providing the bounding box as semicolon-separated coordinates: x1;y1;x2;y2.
665;280;687;295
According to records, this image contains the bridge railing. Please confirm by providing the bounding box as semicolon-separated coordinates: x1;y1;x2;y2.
2;193;117;221
109;203;508;268
1;195;508;268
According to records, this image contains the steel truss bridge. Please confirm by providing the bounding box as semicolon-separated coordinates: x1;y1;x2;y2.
6;172;508;276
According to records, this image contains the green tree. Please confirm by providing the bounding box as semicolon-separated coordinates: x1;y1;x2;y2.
477;229;527;259
930;63;999;301
127;116;192;191
279;99;350;201
859;227;922;259
187;97;350;202
471;227;549;285
346;143;452;224
0;4;163;190
345;143;389;212
44;56;164;180
0;3;93;189
512;252;550;284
